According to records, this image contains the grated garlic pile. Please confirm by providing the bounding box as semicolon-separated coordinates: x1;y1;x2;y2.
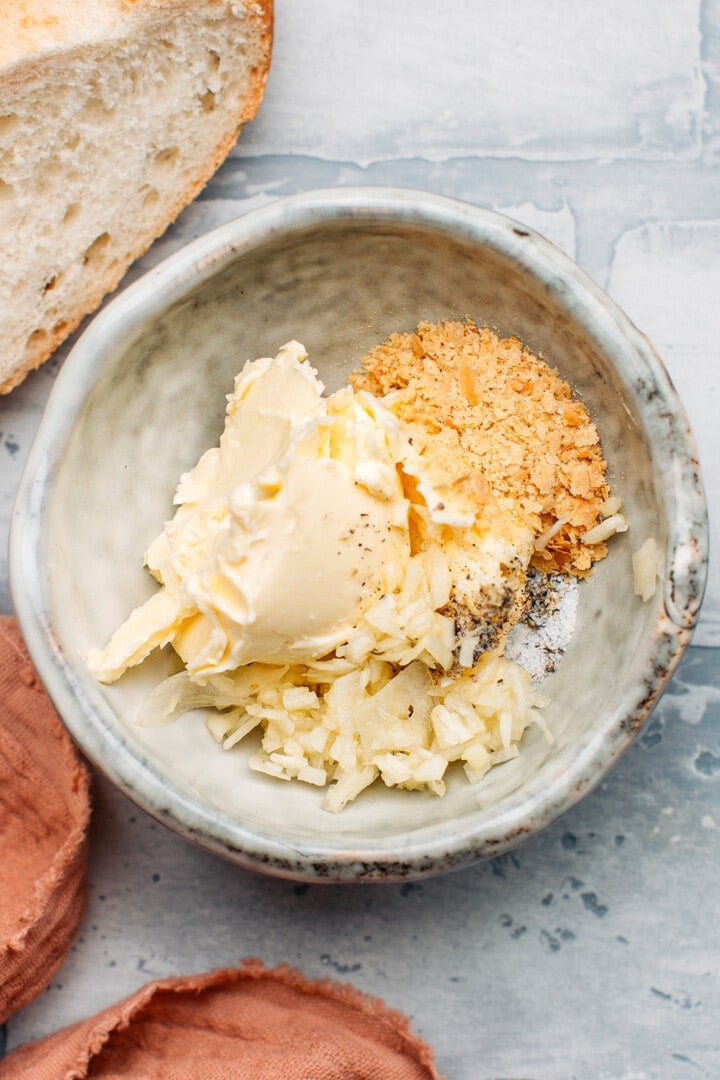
140;548;548;812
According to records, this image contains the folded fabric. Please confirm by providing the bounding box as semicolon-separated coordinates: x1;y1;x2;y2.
0;616;91;1024
0;960;443;1078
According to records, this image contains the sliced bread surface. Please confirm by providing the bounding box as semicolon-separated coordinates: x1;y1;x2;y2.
0;0;273;393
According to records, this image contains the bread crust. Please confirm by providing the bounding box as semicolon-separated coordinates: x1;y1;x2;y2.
0;0;273;394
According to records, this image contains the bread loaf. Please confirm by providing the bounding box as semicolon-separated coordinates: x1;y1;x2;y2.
0;0;273;393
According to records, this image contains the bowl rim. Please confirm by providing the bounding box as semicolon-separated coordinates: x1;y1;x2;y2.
10;186;709;882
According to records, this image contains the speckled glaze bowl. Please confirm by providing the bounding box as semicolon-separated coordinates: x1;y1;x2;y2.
10;188;708;883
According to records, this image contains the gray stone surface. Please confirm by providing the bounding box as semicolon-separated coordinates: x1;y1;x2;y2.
1;2;719;1075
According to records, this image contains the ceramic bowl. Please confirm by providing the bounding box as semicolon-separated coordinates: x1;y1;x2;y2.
10;188;708;883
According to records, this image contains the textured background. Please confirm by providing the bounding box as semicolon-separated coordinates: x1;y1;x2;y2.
1;2;719;1076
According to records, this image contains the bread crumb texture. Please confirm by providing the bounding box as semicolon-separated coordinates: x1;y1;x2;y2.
0;0;273;393
352;320;609;574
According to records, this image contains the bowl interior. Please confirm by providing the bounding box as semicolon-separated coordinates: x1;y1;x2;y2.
39;212;671;861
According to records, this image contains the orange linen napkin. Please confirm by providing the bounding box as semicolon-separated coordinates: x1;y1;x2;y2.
0;960;444;1078
0;616;91;1024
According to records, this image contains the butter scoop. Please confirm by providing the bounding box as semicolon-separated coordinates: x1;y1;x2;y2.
87;342;411;682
